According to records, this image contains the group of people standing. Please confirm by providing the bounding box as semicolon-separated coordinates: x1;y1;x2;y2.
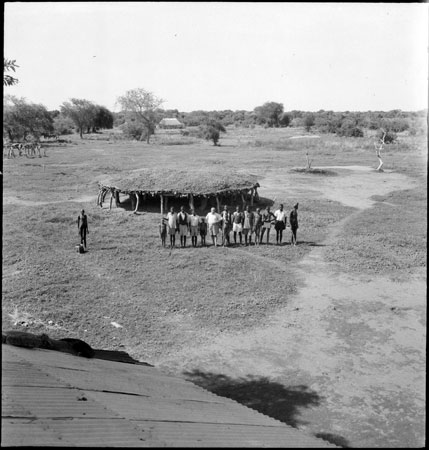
161;203;299;248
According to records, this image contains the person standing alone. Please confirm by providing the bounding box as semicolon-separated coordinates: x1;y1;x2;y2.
77;209;89;250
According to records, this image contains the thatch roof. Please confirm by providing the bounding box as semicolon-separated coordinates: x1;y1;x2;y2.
99;168;259;196
159;118;184;128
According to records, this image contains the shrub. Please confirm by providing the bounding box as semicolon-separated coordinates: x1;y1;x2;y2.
53;116;75;135
304;114;315;132
290;117;303;128
377;129;397;143
120;121;145;140
337;121;364;137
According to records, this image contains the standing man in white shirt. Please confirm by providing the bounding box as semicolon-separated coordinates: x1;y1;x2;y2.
166;207;178;249
205;207;222;247
274;203;287;245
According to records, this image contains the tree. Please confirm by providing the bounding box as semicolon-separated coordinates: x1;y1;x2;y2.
279;112;291;127
60;98;97;138
93;106;114;132
376;128;396;144
304;114;315;132
200;121;226;146
4;58;19;86
53;115;75;136
254;102;284;127
116;88;164;143
3;96;54;142
337;119;364;137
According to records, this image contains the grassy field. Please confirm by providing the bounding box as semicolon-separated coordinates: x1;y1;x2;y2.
3;126;426;351
2;125;427;446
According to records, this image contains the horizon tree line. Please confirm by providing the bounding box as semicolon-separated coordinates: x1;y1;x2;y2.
3;58;426;143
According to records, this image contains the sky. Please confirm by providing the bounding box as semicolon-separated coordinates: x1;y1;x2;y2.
4;2;428;113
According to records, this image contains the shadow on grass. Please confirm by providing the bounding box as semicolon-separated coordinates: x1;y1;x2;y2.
183;370;320;428
299;241;326;247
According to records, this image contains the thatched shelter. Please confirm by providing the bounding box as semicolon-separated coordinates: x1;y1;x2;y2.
97;168;260;214
158;118;184;129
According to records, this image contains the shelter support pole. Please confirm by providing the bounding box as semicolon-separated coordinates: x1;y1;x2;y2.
160;194;164;217
109;192;113;211
250;188;254;206
241;192;246;207
216;195;220;212
189;193;195;211
115;191;120;206
134;192;140;213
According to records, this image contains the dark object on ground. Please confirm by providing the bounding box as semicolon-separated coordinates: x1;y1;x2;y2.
2;331;94;358
77;244;85;253
290;167;337;176
59;338;95;358
2;330;152;365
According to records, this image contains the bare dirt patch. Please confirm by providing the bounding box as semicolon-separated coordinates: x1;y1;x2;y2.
155;166;425;448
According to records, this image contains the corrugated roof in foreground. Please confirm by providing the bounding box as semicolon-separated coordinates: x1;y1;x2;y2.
1;344;337;448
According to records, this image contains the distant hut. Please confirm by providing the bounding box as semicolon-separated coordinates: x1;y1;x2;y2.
97;168;261;214
158;118;184;129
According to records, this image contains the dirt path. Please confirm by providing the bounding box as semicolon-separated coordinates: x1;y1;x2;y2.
2;194;96;207
155;166;425;448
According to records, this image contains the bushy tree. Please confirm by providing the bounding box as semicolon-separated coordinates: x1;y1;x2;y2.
120;120;146;140
3;96;54;141
200;120;226;146
279;112;291;127
254;102;284;127
337;120;364;137
93;106;114;131
380;117;409;133
116;88;164;143
290;117;304;128
377;128;397;143
303;114;315;132
60;98;97;138
181;110;210;127
53;115;75;136
113;112;127;127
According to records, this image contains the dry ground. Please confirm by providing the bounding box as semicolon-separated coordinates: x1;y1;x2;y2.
2;126;427;447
